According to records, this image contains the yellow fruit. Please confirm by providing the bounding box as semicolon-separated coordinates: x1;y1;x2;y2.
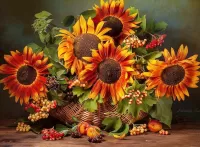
78;122;90;135
113;134;126;139
86;126;100;138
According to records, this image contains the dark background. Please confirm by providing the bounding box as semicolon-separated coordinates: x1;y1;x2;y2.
0;0;200;121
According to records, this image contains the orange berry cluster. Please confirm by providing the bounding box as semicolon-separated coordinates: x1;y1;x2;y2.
68;79;86;89
28;98;57;122
130;124;148;135
123;35;147;48
16;122;31;132
159;129;170;135
123;89;148;105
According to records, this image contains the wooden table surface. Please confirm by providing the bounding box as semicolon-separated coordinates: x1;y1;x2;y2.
0;120;200;147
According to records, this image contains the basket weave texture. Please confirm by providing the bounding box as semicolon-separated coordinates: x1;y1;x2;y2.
50;101;147;127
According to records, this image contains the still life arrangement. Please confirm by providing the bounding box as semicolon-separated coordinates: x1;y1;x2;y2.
1;0;200;143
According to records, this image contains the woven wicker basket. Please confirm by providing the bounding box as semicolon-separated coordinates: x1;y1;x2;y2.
50;100;147;127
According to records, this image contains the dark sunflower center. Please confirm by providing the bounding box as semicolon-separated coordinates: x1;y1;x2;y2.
161;65;185;85
74;33;101;61
103;16;123;37
17;65;37;85
97;59;121;84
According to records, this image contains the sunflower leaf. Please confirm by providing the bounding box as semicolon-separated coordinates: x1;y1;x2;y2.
26;43;42;53
62;15;75;27
78;90;90;104
118;81;157;118
72;87;85;97
155;21;168;32
143;51;162;61
133;47;148;56
26;107;35;114
35;11;52;19
48;90;67;106
55;124;71;136
109;124;129;136
149;96;173;128
83;99;97;112
129;7;139;15
81;9;96;19
140;15;146;31
56;69;67;79
102;117;122;132
146;19;156;33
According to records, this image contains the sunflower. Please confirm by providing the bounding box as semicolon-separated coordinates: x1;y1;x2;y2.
79;41;136;104
93;0;140;42
144;45;200;101
0;46;52;105
57;15;112;75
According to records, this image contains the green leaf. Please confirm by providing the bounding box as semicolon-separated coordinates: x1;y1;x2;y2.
146;19;156;33
109;124;129;136
56;69;67;79
47;19;53;23
97;95;104;104
83;99;97;112
55;124;70;136
118;81;157;118
72;116;79;123
35;11;52;19
51;27;61;45
62;15;75;27
55;124;68;132
48;67;57;76
26;43;43;53
26;107;35;114
59;80;68;85
81;9;96;19
149;97;173;128
78;90;90;104
72;87;85;97
129;7;139;15
155;21;168;32
140;15;146;31
133;47;148;55
39;32;46;43
111;118;122;133
143;51;162;61
48;90;67;106
43;45;59;62
117;98;129;114
102;117;122;132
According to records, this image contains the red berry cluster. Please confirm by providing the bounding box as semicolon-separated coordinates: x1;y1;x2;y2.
41;128;64;141
25;103;40;112
123;35;147;48
146;34;167;49
122;89;148;105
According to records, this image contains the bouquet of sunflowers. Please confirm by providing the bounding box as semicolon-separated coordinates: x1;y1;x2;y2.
0;0;199;142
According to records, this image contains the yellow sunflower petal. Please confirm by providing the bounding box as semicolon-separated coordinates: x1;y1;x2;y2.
95;21;105;35
60;29;75;38
87;17;95;34
80;15;87;33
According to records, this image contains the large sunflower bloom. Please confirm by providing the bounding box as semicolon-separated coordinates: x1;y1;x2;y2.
0;46;52;105
79;41;136;104
93;0;140;42
57;16;112;75
144;45;200;101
